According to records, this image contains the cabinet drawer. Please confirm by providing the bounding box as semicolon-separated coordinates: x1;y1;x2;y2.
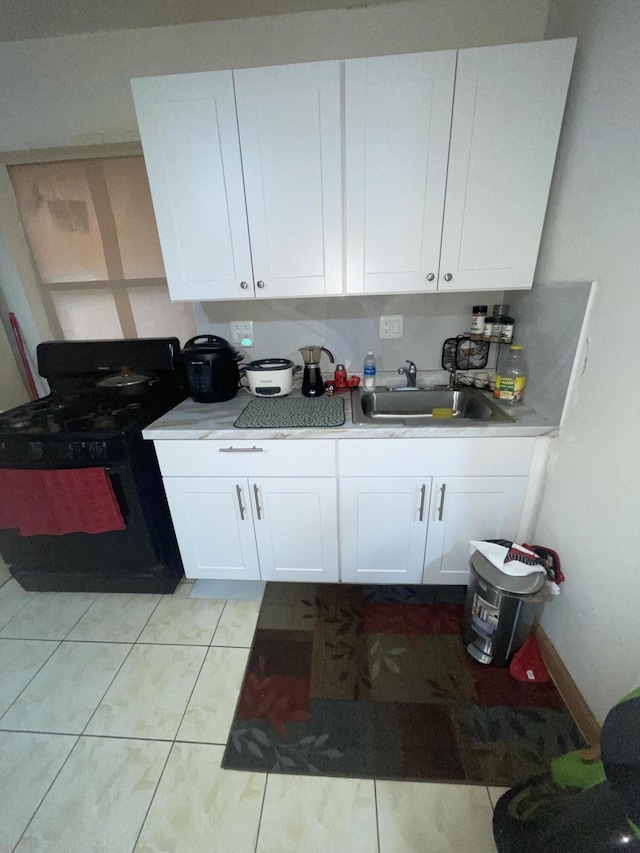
338;438;535;477
155;439;336;478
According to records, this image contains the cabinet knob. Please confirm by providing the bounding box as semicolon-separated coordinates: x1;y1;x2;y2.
444;273;453;282
426;273;435;282
240;281;249;290
256;280;265;289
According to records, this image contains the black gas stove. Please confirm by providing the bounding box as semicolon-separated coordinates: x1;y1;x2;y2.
0;338;187;593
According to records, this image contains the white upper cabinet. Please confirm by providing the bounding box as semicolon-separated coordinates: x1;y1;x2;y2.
133;61;342;301
234;62;343;298
345;52;456;294
131;72;254;301
438;38;576;292
133;39;575;301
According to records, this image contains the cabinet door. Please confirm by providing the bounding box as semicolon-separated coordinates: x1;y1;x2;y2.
132;72;254;302
234;62;343;298
250;478;338;583
339;478;431;584
423;476;528;584
345;52;455;294
162;478;260;580
438;38;575;292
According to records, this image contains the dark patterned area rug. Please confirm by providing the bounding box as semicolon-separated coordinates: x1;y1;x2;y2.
222;583;584;786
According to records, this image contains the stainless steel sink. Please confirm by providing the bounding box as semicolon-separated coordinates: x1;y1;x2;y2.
351;387;515;425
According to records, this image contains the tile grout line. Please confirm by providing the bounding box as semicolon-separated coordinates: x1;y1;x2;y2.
10;732;81;853
374;779;382;853
0;639;62;725
130;739;177;853
209;598;229;648
0;584;37;633
78;640;137;738
75;593;167;737
125;596;230;851
171;640;214;742
254;772;270;853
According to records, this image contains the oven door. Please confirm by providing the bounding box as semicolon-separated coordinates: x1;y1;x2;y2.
0;458;182;593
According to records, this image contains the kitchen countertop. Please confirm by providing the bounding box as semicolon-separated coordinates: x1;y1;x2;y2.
144;372;557;440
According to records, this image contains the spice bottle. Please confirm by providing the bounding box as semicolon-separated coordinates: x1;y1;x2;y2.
471;305;487;337
483;318;494;341
500;318;514;344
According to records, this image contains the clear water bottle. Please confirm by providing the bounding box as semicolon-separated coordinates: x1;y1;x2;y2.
363;351;376;392
494;345;527;404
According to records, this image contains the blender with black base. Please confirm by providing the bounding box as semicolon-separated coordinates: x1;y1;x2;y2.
298;345;334;397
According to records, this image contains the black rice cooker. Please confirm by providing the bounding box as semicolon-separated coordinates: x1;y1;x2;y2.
180;335;242;403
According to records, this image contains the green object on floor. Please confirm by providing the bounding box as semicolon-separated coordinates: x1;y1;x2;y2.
550;750;606;791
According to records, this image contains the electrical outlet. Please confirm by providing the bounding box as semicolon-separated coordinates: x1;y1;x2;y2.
230;320;254;346
379;314;404;339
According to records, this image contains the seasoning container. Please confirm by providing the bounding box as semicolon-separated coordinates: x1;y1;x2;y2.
483;318;494;340
500;318;514;344
471;305;487;337
490;303;510;341
491;317;504;340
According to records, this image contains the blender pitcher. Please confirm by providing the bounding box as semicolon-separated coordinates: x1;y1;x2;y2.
298;346;334;397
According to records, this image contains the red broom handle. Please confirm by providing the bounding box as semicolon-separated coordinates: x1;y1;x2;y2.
8;312;38;400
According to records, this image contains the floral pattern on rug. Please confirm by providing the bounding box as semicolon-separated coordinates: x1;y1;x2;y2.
222;583;584;785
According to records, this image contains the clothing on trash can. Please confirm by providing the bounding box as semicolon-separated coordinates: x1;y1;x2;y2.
469;539;547;577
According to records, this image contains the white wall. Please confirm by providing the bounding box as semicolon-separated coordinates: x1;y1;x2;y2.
0;0;548;151
534;0;640;721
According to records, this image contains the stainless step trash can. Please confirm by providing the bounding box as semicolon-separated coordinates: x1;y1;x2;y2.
463;551;545;666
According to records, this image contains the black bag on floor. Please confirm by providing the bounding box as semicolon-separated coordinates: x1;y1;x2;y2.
493;689;640;852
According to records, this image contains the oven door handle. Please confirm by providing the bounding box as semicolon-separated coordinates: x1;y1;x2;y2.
104;465;130;478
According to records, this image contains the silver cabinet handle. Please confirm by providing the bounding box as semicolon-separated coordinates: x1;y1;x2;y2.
240;281;249;290
437;484;446;521
426;273;435;282
418;484;426;521
235;484;246;521
443;273;453;282
219;446;264;453
256;280;265;289
253;484;262;520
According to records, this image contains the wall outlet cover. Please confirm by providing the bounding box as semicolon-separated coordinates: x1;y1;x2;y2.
230;320;254;346
379;314;404;339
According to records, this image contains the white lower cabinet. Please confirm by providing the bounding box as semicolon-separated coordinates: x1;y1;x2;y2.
339;478;431;584
157;436;534;586
155;440;340;583
338;475;527;585
163;476;338;582
251;478;338;582
337;438;534;585
422;476;529;585
162;477;261;581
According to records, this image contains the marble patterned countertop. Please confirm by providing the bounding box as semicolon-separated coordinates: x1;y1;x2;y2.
144;371;557;440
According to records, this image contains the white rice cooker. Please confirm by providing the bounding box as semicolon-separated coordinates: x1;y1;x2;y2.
244;358;295;397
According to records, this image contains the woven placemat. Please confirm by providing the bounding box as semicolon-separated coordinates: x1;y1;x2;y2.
234;395;345;428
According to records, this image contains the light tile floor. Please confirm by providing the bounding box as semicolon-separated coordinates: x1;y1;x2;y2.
0;574;502;852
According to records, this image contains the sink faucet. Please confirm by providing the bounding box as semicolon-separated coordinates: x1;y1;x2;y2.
398;360;417;387
448;368;457;390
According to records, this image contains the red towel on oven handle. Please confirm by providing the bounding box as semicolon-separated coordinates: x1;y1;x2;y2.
0;468;126;536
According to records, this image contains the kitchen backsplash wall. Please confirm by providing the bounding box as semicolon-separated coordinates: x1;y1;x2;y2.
194;291;500;377
504;280;593;423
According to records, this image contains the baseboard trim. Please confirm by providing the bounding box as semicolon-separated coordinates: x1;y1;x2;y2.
535;625;601;746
